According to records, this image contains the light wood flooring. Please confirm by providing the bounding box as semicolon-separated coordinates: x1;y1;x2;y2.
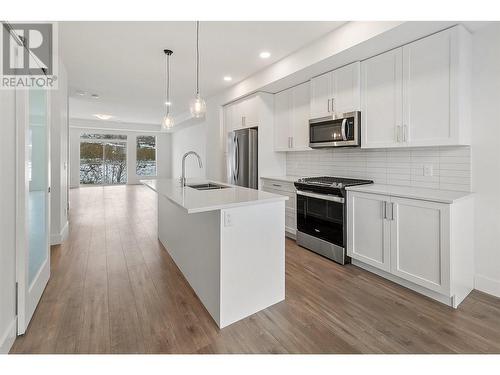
10;185;500;354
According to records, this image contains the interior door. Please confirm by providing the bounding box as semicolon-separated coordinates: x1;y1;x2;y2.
347;192;391;272
361;48;403;148
390;197;450;294
17;88;51;334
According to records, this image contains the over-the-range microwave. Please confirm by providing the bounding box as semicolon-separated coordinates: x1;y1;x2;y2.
309;111;361;148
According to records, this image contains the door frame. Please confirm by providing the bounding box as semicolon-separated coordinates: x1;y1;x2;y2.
15;87;52;335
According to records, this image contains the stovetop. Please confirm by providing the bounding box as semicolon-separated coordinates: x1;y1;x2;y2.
296;176;373;190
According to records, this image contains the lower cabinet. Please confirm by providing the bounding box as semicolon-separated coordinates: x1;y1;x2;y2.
347;190;473;307
261;178;297;237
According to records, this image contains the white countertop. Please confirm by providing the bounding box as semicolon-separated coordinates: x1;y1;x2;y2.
346;184;473;204
141;178;288;214
261;175;303;183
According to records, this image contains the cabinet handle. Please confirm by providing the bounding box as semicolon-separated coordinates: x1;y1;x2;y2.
385;202;394;221
383;201;387;219
242;116;246;127
272;183;282;188
403;125;407;142
331;98;335;115
396;126;402;143
327;99;330;113
290;136;294;149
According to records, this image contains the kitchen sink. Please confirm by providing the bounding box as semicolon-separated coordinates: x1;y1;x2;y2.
187;183;230;191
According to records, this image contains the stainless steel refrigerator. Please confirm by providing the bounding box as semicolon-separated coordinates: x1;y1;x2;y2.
227;128;258;189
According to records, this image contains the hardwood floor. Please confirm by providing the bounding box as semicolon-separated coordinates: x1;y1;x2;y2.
10;185;500;354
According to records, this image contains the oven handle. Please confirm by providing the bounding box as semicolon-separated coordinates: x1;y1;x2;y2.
297;190;345;204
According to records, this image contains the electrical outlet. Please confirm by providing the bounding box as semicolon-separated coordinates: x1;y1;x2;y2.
423;165;433;177
224;212;233;227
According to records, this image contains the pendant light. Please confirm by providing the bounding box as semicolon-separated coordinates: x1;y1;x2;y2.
189;21;206;118
161;49;174;131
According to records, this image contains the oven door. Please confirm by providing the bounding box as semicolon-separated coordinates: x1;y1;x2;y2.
296;190;344;248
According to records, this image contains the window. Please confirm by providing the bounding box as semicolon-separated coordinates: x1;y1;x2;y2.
80;134;128;185
136;135;157;176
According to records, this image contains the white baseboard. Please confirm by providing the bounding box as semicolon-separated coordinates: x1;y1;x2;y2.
0;318;17;354
50;220;69;245
475;274;500;298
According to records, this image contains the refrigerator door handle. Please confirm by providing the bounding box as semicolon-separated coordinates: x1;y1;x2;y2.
235;136;240;181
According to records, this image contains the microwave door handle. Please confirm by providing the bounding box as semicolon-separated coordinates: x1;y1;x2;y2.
341;118;348;141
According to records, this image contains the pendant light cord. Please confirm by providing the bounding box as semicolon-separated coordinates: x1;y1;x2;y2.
166;52;170;114
196;21;200;95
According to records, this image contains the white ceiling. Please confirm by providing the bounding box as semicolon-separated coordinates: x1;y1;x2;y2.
60;21;345;125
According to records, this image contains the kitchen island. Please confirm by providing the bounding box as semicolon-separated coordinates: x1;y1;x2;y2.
141;178;287;328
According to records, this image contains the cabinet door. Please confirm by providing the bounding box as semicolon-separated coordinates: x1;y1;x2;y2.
273;90;291;151
390;197;450;294
333;61;360;116
291;82;311;150
402;29;453;146
224;104;234;133
347;192;391;272
310;72;333;119
361;48;403;148
240;95;259;128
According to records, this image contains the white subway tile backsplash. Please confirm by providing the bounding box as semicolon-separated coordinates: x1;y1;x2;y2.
286;146;471;192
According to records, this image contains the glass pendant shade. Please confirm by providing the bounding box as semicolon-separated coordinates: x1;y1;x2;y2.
161;113;174;131
189;93;206;118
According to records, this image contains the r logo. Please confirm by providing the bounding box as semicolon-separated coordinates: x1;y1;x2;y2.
2;23;53;75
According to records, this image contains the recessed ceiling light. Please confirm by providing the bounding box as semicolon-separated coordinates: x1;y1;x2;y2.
223;76;232;82
94;114;113;120
91;94;100;99
259;51;271;59
165;101;172;106
76;90;87;96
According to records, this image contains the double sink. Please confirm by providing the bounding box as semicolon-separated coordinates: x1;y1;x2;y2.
187;183;229;191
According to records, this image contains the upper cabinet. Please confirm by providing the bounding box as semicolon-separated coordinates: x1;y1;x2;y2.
361;26;471;148
310;61;360;119
224;94;260;132
273;82;311;152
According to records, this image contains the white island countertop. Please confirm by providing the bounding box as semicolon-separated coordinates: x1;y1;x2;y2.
141;178;288;214
346;183;473;204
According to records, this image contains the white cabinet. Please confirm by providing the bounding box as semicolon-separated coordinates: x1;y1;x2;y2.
261;178;297;236
273;82;311;152
310;71;332;119
348;192;391;272
361;48;403;148
347;189;474;308
310;61;360;119
273;90;291;151
224;94;260;132
390;197;450;294
361;26;471;148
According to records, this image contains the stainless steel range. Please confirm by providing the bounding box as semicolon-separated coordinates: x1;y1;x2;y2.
294;176;373;264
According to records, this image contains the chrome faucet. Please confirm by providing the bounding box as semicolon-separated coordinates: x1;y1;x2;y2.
180;151;203;186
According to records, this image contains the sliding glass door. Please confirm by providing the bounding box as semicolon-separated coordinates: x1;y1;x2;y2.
80;134;127;185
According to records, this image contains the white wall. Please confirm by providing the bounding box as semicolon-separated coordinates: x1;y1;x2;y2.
471;22;500;297
0;89;17;353
69;119;172;187
171;122;207;179
50;61;69;244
